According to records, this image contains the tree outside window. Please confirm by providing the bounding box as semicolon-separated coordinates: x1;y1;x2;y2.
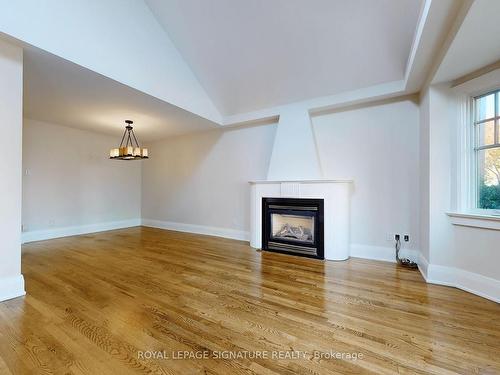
475;91;500;209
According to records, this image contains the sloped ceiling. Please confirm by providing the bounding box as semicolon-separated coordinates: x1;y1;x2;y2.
0;0;222;123
23;47;219;141
11;0;471;140
433;0;500;83
146;0;424;115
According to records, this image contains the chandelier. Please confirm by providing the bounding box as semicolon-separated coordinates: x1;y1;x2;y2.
109;120;148;160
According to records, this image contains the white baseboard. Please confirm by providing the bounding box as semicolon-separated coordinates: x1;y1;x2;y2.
20;219;499;303
352;248;500;303
418;253;429;279
0;274;25;302
418;254;500;303
350;243;419;263
141;218;250;241
21;218;142;244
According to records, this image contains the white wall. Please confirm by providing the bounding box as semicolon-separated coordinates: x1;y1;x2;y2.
0;39;24;301
267;107;322;180
452;226;500;279
22;119;141;241
426;85;455;266
431;82;500;280
0;0;221;123
312;98;420;259
419;83;500;301
142;124;276;238
419;90;430;262
141;99;421;262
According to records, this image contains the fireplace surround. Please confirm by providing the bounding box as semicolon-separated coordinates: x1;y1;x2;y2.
262;197;324;259
249;179;352;261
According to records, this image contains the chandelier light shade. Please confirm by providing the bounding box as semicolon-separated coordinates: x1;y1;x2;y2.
109;120;149;160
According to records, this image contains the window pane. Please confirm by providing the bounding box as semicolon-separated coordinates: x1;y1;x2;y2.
476;93;495;121
477;120;495;146
478;148;500;209
498;91;500;115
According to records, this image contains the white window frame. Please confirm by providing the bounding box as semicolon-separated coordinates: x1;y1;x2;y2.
450;69;500;221
455;90;475;212
471;89;500;212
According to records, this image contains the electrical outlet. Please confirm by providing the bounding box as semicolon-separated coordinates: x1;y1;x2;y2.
394;234;400;241
404;235;410;242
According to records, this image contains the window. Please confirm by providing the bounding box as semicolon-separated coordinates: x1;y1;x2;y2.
473;90;500;210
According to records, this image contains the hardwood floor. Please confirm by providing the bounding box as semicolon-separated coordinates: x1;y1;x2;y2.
0;227;498;374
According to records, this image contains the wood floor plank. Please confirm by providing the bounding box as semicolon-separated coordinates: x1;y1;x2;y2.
0;226;498;374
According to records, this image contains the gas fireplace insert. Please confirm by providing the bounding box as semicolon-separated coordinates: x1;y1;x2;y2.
262;197;324;259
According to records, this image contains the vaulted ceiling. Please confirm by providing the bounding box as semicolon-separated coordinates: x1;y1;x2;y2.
146;0;423;115
10;0;484;140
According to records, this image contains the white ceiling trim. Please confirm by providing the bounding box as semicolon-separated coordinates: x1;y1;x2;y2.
222;80;405;126
404;0;432;84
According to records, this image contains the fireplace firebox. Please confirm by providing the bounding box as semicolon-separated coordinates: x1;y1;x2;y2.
262;197;324;259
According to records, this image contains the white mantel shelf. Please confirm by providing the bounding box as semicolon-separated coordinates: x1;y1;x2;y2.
249;179;353;184
249;179;352;261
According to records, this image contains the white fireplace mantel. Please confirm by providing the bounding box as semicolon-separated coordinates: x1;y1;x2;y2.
249;179;352;261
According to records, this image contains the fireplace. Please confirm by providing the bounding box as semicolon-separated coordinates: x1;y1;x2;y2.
262;197;324;259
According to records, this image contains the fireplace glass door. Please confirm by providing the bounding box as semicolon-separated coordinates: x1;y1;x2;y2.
270;213;315;244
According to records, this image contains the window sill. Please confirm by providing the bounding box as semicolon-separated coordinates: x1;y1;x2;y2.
447;212;500;230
